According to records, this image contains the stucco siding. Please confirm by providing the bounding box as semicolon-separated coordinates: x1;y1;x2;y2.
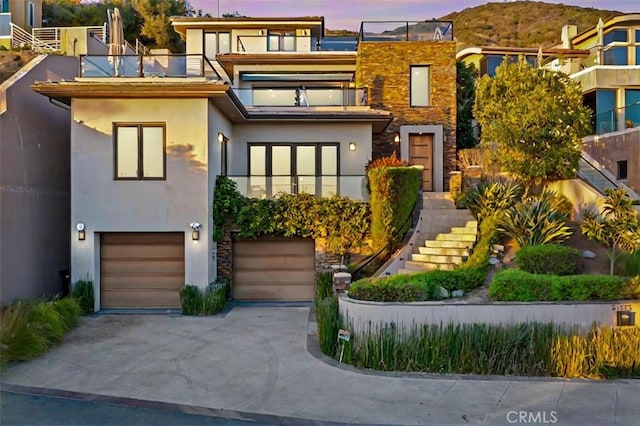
1;55;76;306
71;98;212;307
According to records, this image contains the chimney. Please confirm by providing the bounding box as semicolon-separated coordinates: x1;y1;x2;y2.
561;25;578;48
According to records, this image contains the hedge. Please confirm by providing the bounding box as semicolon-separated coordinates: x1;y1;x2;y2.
515;244;582;276
489;269;640;301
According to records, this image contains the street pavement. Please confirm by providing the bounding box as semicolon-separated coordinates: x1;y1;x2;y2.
1;306;639;425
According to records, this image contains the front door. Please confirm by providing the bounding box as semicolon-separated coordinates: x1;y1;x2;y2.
409;134;434;191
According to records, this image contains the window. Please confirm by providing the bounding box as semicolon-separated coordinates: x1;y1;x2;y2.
27;2;34;27
114;123;166;180
410;66;430;106
267;30;295;51
248;143;339;197
603;46;628;65
625;89;640;128
604;30;627;45
204;32;230;59
1;0;8;13
617;161;628;180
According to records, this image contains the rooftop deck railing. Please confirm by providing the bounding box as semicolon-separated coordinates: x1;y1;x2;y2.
233;87;368;107
358;21;453;42
79;54;222;79
235;34;358;53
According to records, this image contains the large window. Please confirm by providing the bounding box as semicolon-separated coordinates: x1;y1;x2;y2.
114;123;166;180
268;31;295;51
602;29;631;65
248;143;339;198
410;66;430;106
204;32;231;59
626;89;640;128
27;2;34;27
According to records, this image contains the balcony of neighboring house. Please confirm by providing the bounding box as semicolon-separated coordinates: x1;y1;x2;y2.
358;20;453;42
583;90;640;135
79;53;222;79
227;175;368;201
232;86;368;108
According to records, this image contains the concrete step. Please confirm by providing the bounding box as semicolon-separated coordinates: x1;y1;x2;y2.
404;261;456;271
411;253;465;264
449;226;477;234
418;246;469;256
397;268;423;275
436;233;477;242
424;240;472;249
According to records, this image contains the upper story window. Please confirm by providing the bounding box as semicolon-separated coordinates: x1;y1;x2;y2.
636;30;640;65
268;30;295;51
114;123;166;180
27;2;34;27
1;0;9;13
604;30;627;44
204;32;231;59
601;28;640;65
410;66;430;107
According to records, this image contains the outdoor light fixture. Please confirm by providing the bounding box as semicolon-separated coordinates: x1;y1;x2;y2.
394;134;400;143
617;310;635;327
76;222;85;241
217;132;227;143
190;222;201;241
349;142;356;151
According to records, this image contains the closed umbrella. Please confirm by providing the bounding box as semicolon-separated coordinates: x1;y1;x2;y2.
108;8;125;76
596;18;604;65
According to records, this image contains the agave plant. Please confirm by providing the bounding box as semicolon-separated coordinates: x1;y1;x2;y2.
499;189;573;248
457;177;524;220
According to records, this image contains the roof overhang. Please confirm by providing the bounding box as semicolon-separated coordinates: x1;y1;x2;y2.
572;14;640;46
171;16;325;39
456;46;591;62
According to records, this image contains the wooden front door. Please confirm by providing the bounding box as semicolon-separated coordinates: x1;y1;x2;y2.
409;134;434;191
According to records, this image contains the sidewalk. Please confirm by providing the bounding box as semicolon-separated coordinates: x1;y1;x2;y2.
1;307;638;425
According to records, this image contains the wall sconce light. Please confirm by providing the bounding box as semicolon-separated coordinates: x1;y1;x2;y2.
76;222;85;241
617;311;635;327
258;29;263;36
348;142;356;151
190;222;201;241
394;134;400;144
217;132;227;143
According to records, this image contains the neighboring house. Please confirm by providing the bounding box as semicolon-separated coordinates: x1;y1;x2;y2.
30;16;457;310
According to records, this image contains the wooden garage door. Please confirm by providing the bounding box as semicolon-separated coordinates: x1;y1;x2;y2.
409;133;434;191
233;236;315;301
100;233;184;308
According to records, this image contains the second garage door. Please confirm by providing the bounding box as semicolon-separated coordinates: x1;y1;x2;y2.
232;236;315;301
100;232;185;309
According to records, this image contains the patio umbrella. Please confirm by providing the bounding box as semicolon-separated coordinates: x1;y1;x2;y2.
596;18;604;65
108;7;125;76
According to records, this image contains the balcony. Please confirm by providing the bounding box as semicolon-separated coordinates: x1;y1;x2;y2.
227;175;368;201
233;87;368;107
79;54;221;79
235;34;358;53
358;21;453;42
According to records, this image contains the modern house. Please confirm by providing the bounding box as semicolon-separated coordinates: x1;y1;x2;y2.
29;16;457;309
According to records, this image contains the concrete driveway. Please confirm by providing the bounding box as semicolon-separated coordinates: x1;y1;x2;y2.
1;306;639;425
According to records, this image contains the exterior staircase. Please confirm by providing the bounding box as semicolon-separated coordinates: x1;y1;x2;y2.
398;195;477;274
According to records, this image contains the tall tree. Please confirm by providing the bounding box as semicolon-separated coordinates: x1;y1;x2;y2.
132;0;193;52
456;61;478;150
474;58;591;189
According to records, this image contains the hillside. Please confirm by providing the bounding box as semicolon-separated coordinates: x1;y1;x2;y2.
442;1;622;49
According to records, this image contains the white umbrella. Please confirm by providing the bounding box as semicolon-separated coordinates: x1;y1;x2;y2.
108;8;125;76
596;18;604;65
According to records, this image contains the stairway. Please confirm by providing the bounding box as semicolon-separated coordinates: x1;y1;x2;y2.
578;157;618;194
398;195;477;274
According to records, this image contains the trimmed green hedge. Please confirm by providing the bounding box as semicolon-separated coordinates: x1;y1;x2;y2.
368;166;421;253
515;244;582;276
348;266;487;302
489;269;640;301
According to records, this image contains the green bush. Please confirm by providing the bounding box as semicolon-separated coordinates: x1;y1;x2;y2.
515;244;581;275
621;251;640;276
347;322;640;378
71;279;94;314
348;266;487;302
180;282;229;316
316;297;340;356
489;269;633;301
462;213;500;269
0;298;81;370
499;189;573;248
455;177;523;219
315;271;333;301
368;166;421;253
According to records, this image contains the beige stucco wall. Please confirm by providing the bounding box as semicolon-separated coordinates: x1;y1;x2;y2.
0;55;76;306
339;295;640;334
71;98;215;309
547;178;602;219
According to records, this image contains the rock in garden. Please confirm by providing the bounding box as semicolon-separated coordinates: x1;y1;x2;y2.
582;250;597;259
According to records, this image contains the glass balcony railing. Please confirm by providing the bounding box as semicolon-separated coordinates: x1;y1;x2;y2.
359;21;453;42
79;54;221;79
593;101;640;135
226;175;368;201
235;35;358;53
0;13;10;37
232;87;368;107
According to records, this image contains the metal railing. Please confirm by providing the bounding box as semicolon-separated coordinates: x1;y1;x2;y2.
232;87;368;107
226;175;367;201
235;35;360;53
358;21;453;42
79;54;222;79
592;100;640;135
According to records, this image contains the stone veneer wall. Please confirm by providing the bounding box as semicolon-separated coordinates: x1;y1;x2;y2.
582;128;640;193
355;41;457;189
216;231;233;282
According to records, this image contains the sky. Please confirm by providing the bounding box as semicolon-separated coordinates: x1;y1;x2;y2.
188;0;639;31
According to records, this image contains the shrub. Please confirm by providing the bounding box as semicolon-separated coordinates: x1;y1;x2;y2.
316;297;339;356
315;271;333;301
51;298;82;330
462;213;500;269
180;282;229;316
455;177;523;219
499;189;573;248
620;251;640;277
489;269;632;301
179;285;203;315
515;244;581;275
347;322;640;378
366;152;409;169
71;278;94;314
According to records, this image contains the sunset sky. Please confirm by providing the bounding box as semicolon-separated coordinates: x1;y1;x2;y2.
189;0;639;31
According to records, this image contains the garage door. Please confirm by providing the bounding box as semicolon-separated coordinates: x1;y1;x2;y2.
100;233;185;308
233;236;315;301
